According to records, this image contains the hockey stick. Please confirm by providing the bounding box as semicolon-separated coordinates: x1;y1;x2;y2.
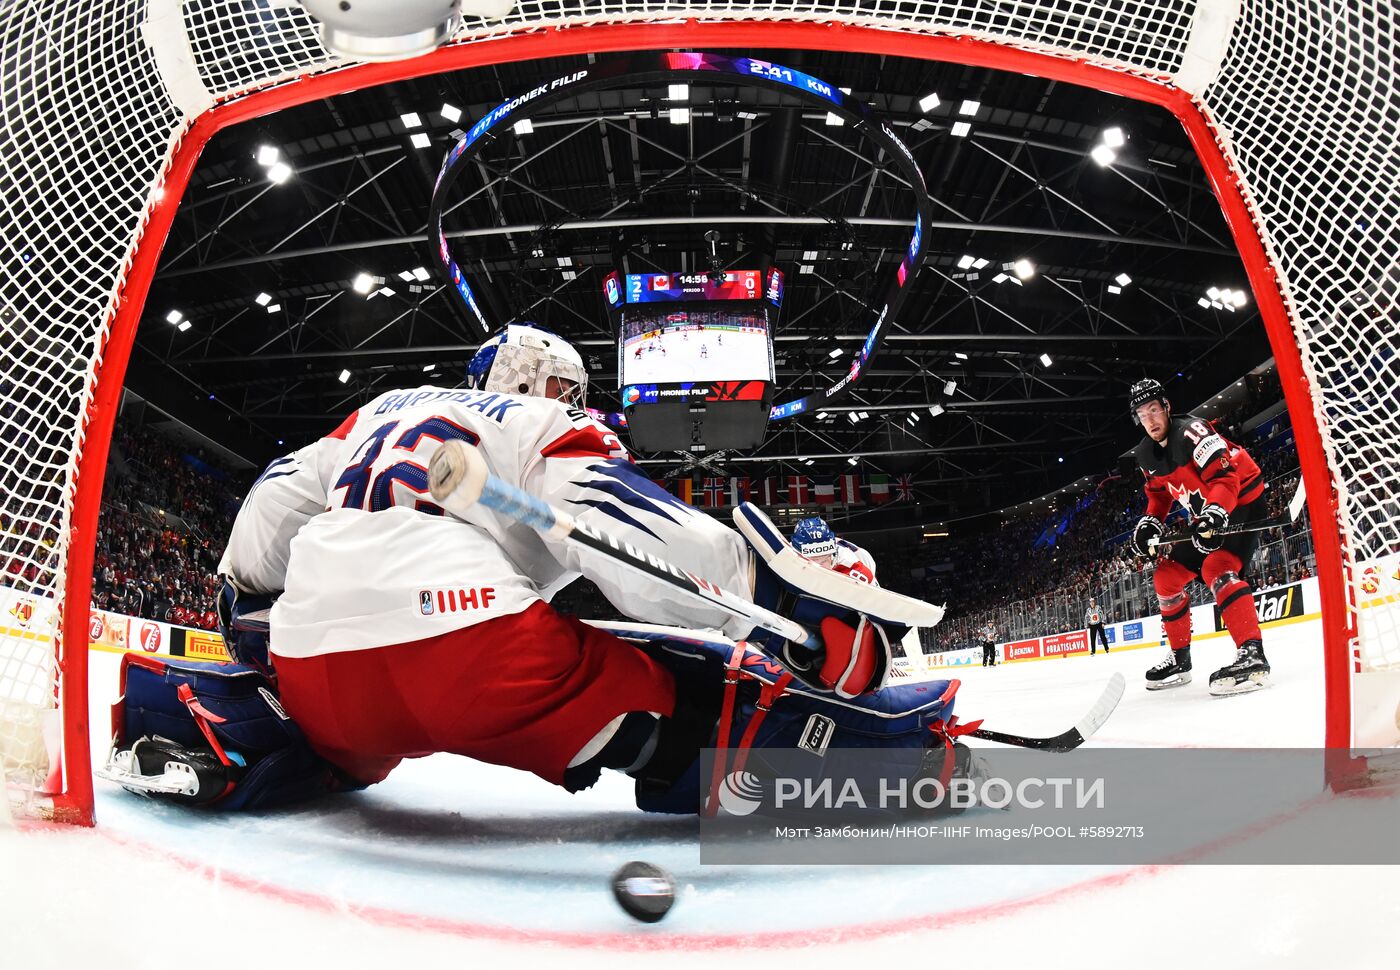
967;672;1125;753
426;440;820;650
1147;476;1306;552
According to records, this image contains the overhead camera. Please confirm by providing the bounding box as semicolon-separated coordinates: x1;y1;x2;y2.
296;1;516;61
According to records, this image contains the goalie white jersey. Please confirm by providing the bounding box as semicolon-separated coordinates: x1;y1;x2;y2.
218;386;751;659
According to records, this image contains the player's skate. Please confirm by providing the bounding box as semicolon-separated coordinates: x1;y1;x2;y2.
1145;645;1192;690
1209;639;1270;696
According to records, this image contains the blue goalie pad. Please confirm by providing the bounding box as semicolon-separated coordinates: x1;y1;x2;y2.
596;625;959;815
111;653;360;810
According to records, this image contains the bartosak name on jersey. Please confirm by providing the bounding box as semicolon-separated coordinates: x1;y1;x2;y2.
1213;582;1304;631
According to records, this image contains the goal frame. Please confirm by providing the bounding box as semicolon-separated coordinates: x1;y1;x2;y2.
54;18;1354;826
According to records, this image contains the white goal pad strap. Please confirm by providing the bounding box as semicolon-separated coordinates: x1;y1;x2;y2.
732;503;945;627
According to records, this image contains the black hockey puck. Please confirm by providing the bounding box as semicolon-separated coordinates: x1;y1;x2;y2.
610;861;675;923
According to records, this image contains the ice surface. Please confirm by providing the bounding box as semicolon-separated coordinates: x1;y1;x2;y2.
3;618;1398;967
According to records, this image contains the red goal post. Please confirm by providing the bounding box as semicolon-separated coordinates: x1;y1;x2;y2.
2;0;1396;825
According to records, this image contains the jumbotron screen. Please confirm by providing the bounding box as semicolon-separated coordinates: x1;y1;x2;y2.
619;306;774;386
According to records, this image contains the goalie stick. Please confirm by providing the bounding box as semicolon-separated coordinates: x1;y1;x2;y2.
426;439;820;650
967;673;1126;753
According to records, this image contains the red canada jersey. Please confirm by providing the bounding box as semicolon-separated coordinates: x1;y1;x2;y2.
1133;415;1264;520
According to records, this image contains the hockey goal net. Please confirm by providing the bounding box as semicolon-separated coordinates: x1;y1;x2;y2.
2;0;1397;824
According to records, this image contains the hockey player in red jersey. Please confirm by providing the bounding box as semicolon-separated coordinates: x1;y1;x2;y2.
1127;378;1271;695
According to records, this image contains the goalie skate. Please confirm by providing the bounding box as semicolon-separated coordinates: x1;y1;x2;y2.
1209;640;1271;697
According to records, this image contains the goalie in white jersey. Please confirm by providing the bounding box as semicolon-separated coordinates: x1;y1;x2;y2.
217;323;906;800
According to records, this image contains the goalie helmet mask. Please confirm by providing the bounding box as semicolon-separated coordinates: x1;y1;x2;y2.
466;323;588;405
791;517;838;565
1128;378;1168;425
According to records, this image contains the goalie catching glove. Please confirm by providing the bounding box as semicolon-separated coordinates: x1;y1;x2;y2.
732;502;944;698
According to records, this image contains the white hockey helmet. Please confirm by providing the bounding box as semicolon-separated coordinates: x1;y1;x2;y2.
465;322;588;405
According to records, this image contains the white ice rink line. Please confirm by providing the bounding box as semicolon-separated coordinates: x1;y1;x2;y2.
4;615;1398;968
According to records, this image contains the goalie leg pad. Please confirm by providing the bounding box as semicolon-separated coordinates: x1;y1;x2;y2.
102;654;359;810
616;630;959;814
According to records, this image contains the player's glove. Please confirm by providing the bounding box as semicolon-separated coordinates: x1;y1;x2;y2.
1130;515;1165;558
217;579;275;676
1191;504;1230;554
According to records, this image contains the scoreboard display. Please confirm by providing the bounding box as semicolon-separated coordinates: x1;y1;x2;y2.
608;268;777;451
625;270;762;303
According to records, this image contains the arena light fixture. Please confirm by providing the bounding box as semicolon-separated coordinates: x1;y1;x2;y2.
1091;144;1117;166
400;112;422;128
802;250;817;260
1108;285;1122;294
668;83;689;100
255;145;279;167
352;273;375;294
992;272;1008;284
669;107;690;125
397;270;415;282
847;457;859;466
957;254;975;269
1197;297;1212;308
176;321;191;333
950;121;971;137
929;404;945;417
409;132;432;149
440;102;462;123
1013;258;1036;279
1040;352;1054;367
266;303;281;313
954;351;969;360
909;410;921;423
378;286;396;297
1115;272;1132;286
800;264;815;274
1230;288;1249;307
825;112;844;126
973;257;990;269
266;161;293;183
338;369;351;384
1207;286;1221;300
828;347;844;359
858;411;870;420
958;99;981;116
412;267;431;282
512;118;533;135
164;310;182;324
918;92;941;113
254;292;272;305
1102;126;1126;148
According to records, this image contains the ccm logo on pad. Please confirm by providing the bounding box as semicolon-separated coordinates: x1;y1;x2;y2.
419;587;496;615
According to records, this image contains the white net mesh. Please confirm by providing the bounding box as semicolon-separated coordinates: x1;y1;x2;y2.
0;0;1396;816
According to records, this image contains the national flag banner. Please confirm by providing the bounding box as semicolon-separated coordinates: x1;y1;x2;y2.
703;477;727;508
838;473;861;505
813;480;836;505
676;478;694;505
894;473;915;501
758;477;782;506
787;475;811;505
726;477;752;506
868;473;892;504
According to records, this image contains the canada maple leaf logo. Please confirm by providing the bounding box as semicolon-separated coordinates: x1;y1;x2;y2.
1166;480;1203;514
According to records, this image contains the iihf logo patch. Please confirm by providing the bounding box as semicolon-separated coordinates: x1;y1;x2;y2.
419;590;435;615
